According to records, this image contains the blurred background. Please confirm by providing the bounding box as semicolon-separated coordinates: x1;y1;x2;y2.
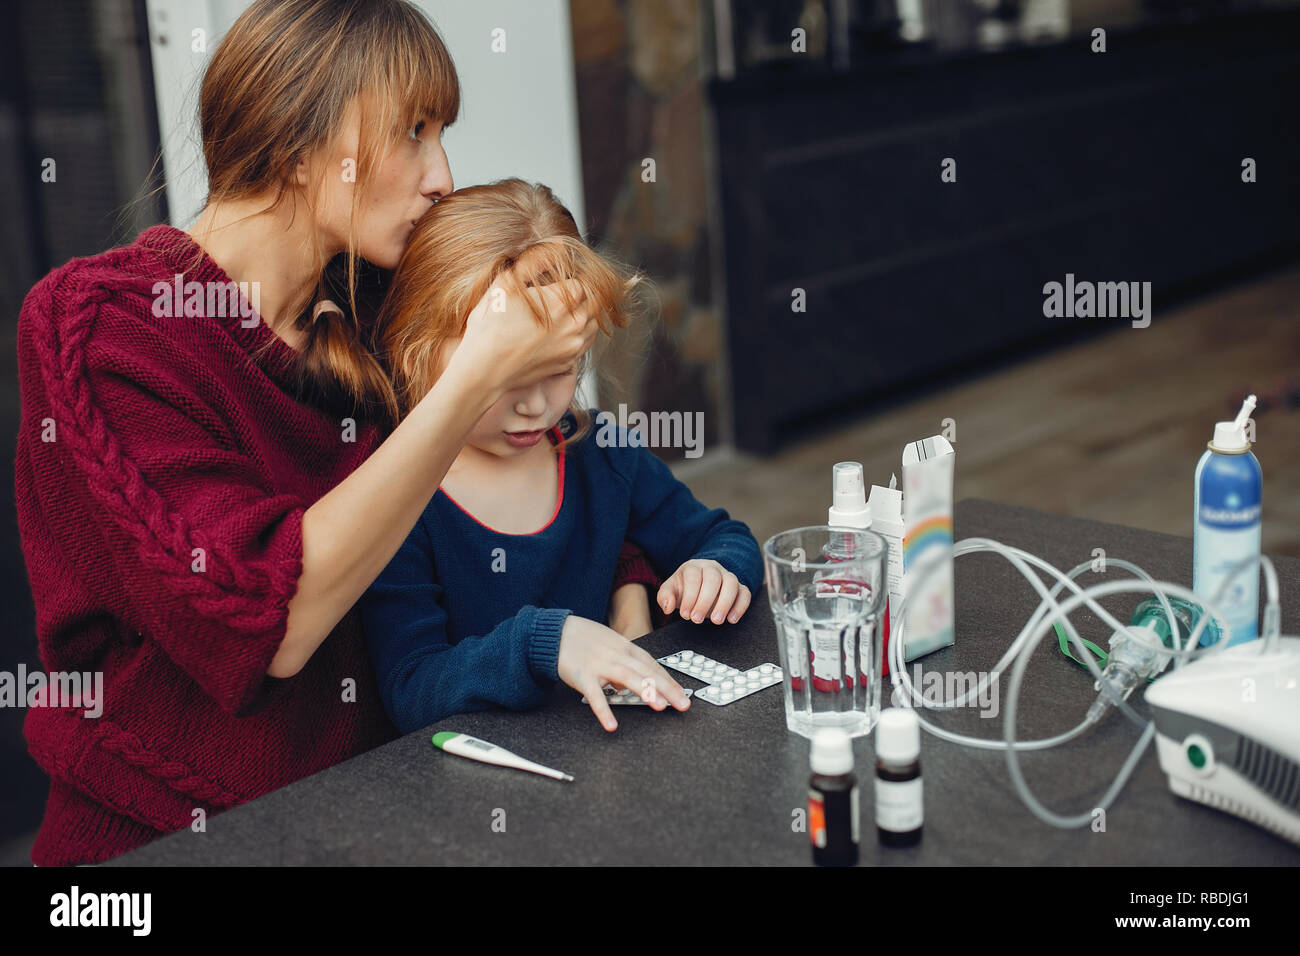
2;0;1297;863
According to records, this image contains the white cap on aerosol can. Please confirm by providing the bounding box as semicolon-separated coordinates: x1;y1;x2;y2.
829;461;872;529
1209;394;1256;454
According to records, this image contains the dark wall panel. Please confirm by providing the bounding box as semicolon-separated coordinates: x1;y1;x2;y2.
713;12;1300;452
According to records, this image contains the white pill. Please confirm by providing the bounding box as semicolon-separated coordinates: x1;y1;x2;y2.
666;655;679;664
722;690;734;700
761;664;774;674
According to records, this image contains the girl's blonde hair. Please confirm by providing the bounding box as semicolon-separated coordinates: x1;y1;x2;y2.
190;0;459;419
377;178;645;441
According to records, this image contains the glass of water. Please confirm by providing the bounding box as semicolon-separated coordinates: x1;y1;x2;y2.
763;525;888;739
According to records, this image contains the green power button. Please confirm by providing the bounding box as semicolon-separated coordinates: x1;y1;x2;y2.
1187;743;1207;768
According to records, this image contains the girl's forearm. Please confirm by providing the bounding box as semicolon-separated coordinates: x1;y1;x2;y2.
271;360;502;677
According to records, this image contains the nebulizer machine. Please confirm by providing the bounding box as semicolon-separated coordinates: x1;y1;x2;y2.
872;396;1299;846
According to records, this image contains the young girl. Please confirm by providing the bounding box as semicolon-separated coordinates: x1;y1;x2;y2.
360;179;764;733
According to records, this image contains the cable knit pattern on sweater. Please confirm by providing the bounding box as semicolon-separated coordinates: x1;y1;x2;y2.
14;226;400;865
31;267;295;628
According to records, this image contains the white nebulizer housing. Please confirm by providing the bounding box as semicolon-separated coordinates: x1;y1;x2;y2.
1146;631;1300;846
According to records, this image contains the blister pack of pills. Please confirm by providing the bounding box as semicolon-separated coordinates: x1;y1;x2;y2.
581;684;695;706
656;651;783;706
692;665;783;705
657;650;742;683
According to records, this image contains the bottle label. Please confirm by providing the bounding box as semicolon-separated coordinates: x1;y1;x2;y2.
785;626;805;685
1194;452;1262;644
875;777;923;832
809;786;860;847
808;790;826;848
810;626;843;691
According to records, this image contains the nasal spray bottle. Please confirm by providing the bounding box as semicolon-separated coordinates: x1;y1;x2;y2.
823;462;889;686
1193;395;1262;645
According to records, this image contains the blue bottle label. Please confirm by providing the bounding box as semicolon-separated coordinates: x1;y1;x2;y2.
1193;450;1262;644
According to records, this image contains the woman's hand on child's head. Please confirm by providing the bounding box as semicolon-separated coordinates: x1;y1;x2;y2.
458;277;597;394
658;559;752;626
557;615;690;732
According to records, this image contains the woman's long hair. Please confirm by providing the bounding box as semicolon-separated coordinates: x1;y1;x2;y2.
377;178;645;443
186;0;460;421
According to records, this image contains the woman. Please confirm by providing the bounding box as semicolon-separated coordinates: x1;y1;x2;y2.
15;0;666;866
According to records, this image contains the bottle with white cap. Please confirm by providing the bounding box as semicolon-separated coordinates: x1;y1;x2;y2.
875;707;923;846
1193;395;1262;645
811;463;873;693
808;726;859;866
826;461;872;559
819;462;891;691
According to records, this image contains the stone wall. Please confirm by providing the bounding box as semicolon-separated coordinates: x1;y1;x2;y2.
570;0;726;458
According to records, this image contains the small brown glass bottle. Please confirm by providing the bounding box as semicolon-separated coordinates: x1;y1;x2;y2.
875;707;922;846
809;727;859;866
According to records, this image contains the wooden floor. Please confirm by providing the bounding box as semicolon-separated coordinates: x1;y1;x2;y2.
679;264;1300;559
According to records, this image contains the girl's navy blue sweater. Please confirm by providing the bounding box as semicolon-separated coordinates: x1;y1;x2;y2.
358;409;764;734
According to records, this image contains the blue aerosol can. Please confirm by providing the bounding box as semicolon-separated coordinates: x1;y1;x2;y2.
1193;395;1262;645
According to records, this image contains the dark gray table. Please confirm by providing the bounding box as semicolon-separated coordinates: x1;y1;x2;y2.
111;499;1300;865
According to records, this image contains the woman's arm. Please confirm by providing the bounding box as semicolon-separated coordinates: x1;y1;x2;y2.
608;582;653;640
607;542;659;639
271;281;597;676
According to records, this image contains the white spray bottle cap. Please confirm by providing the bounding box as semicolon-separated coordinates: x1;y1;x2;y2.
1209;394;1256;453
829;461;872;529
810;726;854;775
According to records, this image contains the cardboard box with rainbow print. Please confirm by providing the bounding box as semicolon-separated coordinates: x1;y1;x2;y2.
867;436;956;663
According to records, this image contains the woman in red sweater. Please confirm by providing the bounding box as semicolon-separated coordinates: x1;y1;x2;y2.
15;0;666;866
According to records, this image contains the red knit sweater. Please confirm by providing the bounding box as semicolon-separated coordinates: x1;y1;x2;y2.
15;224;661;866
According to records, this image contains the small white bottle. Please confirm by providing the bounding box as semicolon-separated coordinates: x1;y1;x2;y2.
875;707;923;846
809;727;859;866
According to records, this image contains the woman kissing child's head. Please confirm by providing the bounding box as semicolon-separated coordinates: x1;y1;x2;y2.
376;178;645;457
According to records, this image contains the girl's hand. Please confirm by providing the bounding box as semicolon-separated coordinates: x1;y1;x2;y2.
607;583;653;641
557;615;690;732
658;559;752;626
455;277;598;394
